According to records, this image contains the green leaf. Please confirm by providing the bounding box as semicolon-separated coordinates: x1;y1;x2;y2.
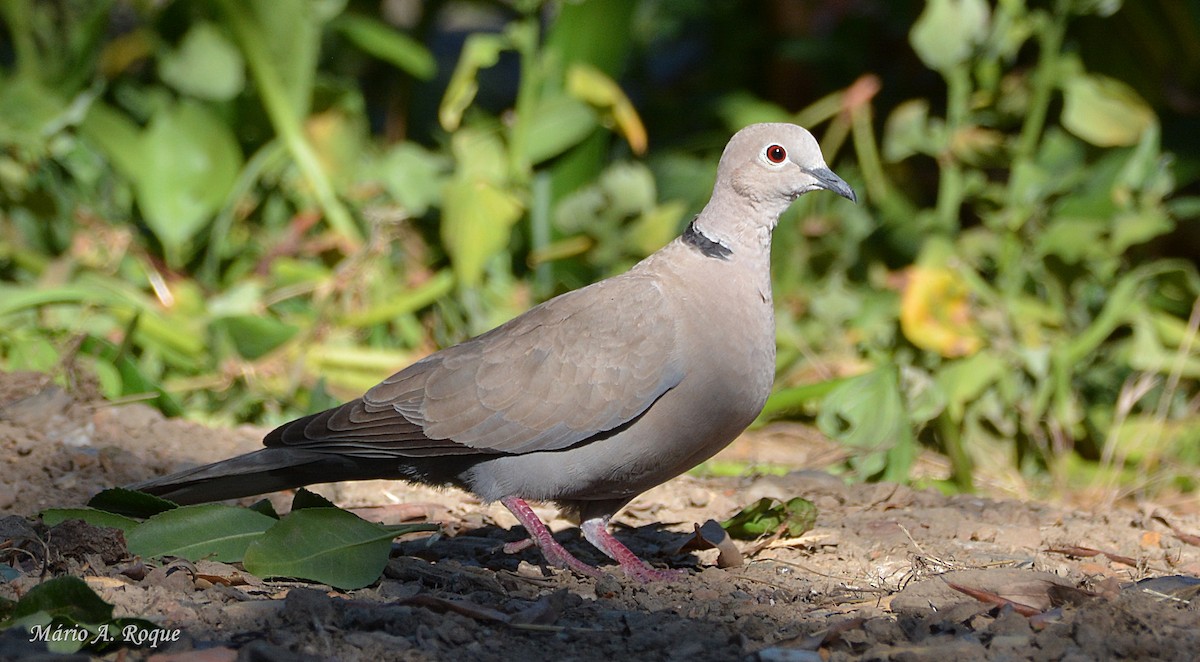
439;33;508;131
522;95;597;166
1036;217;1108;263
5;577;113;625
41;508;140;533
2;577;166;653
883;99;934;162
441;179;524;287
909;0;990;72
818;366;915;481
1062;73;1156;147
1109;210;1173;254
158;23;245;101
248;499;280;519
935;350;1007;422
721;497;818;540
379;142;448;216
136;100;243;263
243;508;409;589
213;315;299;360
88;488;178;519
0;77;68;153
126;504;276;562
758;377;853;422
290;488;337;510
332;14;435;80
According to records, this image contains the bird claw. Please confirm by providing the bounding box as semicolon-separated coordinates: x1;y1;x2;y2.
620;562;688;583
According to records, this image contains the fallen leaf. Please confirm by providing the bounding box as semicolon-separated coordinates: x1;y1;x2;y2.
676;520;744;568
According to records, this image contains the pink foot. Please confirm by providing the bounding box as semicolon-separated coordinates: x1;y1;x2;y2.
500;497;603;578
580;517;687;583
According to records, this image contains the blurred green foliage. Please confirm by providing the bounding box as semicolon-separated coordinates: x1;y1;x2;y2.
0;0;1197;500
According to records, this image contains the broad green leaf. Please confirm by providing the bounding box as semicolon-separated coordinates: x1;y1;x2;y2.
0;77;67;153
600;162;657;217
439;33;508;131
248;499;280;519
213;315;299;360
566;63;646;154
136;100;243;263
290;488;336;510
450;127;509;183
900;365;946;425
243;0;325;116
522;95;597;165
631;200;686;256
305;108;368;192
909;0;990;72
41;508;140;533
88;488;178;519
243;508;430;590
5;577;111;624
379;142;449;216
1036;217;1107;262
1109;210;1173;254
1062;74;1155;147
158;23;245;101
441;179;524;287
758;377;852;422
332;14;435;80
818;366;914;480
126;504;275;562
75;101;146;186
935;350;1006;422
5;335;58;372
721;497;818;540
2;577;163;654
883;99;934;162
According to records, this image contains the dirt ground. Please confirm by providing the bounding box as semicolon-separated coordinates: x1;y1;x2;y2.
1;369;1199;661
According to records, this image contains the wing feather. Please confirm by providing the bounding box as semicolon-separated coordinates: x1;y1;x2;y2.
263;274;683;458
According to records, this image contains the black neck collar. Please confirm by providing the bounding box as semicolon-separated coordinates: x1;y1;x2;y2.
682;219;732;260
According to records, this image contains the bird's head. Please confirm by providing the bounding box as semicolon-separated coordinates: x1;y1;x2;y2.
716;123;857;216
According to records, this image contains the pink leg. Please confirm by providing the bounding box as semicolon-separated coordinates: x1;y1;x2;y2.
499;497;603;578
580;517;687;583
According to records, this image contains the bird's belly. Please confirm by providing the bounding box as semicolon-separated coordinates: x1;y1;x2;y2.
465;349;773;504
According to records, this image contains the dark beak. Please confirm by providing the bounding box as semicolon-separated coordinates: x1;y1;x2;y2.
806;167;858;203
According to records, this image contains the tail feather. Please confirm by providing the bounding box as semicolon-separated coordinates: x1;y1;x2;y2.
127;449;381;505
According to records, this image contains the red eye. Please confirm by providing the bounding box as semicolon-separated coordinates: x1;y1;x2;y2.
766;144;787;163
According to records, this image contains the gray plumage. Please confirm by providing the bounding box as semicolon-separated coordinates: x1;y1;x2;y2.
129;123;856;581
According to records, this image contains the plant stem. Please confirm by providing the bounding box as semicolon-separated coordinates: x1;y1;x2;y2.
1015;11;1065;164
215;0;361;245
935;65;971;234
937;411;975;490
1;0;39;80
530;172;553;299
506;17;540;186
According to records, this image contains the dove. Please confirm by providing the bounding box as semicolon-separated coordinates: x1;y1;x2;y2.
129;123;856;581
